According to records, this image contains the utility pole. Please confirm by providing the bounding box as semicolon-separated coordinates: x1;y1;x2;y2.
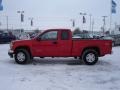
91;18;94;36
114;22;117;31
6;16;8;31
102;16;107;36
89;14;92;31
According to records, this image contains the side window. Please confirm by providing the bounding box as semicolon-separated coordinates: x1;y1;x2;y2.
41;31;57;40
61;31;69;40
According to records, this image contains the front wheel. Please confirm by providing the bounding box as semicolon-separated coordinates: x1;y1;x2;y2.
82;49;98;65
14;49;31;64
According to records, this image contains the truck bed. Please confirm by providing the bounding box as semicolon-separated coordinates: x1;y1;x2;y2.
72;39;112;56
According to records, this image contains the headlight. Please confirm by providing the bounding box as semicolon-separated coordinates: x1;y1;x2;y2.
10;42;13;49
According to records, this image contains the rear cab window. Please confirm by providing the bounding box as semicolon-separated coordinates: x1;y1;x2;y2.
61;31;69;40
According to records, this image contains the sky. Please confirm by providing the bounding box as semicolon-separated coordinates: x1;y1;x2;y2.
0;0;120;31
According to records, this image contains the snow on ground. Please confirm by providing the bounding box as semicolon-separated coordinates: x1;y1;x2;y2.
0;44;120;90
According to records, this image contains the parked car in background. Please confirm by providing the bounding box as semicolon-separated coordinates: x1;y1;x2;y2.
110;34;120;46
17;33;30;40
100;36;114;46
29;33;38;39
72;33;92;39
0;32;16;44
100;35;120;46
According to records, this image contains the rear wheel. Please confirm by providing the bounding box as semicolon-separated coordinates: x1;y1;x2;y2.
82;49;98;65
14;49;31;64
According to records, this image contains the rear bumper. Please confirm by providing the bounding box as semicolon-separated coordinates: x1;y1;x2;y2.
8;50;14;58
101;50;113;57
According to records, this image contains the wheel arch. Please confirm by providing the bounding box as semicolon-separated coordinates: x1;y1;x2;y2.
14;46;32;58
81;47;100;57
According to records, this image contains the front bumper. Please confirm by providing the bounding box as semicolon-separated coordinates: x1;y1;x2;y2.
8;50;14;58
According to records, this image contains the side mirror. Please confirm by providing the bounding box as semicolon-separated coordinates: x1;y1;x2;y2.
36;37;41;41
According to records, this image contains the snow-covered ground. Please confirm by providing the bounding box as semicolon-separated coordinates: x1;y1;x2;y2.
0;44;120;90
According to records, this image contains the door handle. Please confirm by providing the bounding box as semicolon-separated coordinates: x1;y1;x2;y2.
53;41;57;44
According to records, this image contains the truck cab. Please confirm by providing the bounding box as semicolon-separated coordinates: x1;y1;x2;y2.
32;29;72;57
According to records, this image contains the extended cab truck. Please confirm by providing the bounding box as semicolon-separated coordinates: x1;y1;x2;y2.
8;29;112;65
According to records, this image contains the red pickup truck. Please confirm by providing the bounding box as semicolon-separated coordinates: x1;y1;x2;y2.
8;29;112;65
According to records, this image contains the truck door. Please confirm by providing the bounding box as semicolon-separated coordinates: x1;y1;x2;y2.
33;30;60;56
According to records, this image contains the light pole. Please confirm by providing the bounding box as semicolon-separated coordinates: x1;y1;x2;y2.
17;11;24;22
102;16;107;36
17;11;24;32
80;12;87;24
28;17;34;30
70;19;75;28
79;12;87;30
29;17;33;26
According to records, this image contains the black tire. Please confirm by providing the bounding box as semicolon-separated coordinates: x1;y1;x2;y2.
14;49;31;64
74;57;78;59
82;49;98;65
40;57;44;58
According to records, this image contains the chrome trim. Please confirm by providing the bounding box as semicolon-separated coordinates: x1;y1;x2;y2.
8;50;14;53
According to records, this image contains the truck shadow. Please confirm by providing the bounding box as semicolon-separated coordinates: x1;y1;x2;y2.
8;58;111;66
31;58;111;66
32;58;84;65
